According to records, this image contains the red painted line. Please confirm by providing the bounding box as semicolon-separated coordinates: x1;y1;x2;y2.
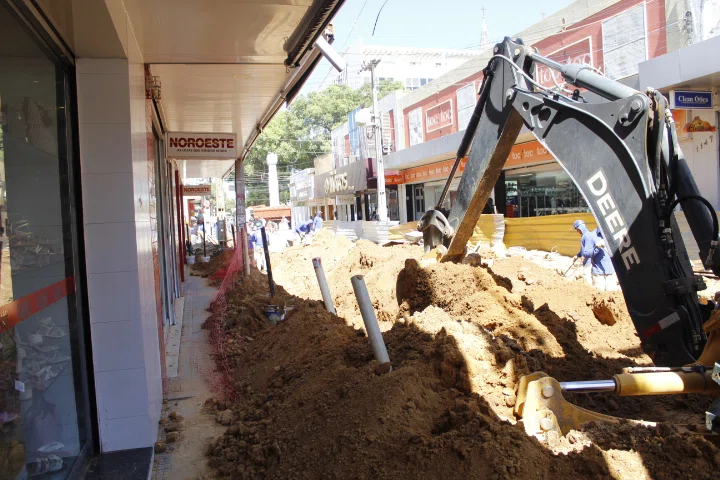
642;323;662;338
0;277;75;335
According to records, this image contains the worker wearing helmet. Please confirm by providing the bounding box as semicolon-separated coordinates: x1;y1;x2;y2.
572;220;618;291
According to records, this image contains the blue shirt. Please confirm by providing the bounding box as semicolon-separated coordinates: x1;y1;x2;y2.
295;220;313;235
250;231;265;249
313;215;323;231
577;224;615;275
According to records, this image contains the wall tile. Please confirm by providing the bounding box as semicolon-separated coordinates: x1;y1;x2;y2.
133;170;150;221
135;220;152;269
99;415;152;452
95;368;149;420
82;173;135;224
84;222;139;274
91;320;145;372
79;123;133;174
87;271;142;324
76;73;131;124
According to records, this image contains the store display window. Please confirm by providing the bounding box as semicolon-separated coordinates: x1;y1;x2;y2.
1;4;90;479
505;166;589;218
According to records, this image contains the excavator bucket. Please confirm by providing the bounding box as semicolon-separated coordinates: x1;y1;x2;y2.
516;370;720;440
515;373;637;438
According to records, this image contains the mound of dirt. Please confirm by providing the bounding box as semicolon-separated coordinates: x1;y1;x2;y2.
202;237;719;479
269;230;355;302
272;234;423;329
192;249;235;282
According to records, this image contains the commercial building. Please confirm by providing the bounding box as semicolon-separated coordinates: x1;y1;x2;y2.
325;44;482;91
289;167;316;228
379;0;720;227
0;0;342;477
299;0;720;255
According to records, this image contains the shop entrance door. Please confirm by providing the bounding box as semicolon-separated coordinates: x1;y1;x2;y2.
406;186;414;222
152;129;175;326
0;4;94;476
413;184;425;221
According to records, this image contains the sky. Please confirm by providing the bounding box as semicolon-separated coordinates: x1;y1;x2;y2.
299;0;576;95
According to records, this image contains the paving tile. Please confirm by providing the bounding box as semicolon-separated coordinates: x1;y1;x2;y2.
150;271;223;480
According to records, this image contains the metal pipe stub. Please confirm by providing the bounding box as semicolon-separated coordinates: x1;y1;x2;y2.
560;370;720;396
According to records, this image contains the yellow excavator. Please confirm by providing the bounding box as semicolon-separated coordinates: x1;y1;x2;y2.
414;37;720;439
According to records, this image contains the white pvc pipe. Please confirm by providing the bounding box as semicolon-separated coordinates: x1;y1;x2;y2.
351;275;390;366
312;257;336;315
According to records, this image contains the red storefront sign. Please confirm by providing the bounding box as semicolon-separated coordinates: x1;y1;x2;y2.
402;157;467;183
0;277;75;335
536;37;594;89
425;100;454;133
391;140;556;185
385;172;405;185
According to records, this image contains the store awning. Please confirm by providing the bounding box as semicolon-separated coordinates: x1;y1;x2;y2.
118;0;345;178
639;35;720;91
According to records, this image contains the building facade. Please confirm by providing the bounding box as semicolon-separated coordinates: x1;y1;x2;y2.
326;44;481;91
380;0;720;225
300;0;720;254
0;0;339;477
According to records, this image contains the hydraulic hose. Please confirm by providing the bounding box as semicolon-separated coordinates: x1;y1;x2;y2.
665;195;719;242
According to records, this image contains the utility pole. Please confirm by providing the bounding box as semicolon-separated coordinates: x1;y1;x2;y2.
360;59;387;221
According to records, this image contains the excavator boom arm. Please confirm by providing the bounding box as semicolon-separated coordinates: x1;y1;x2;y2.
419;37;719;366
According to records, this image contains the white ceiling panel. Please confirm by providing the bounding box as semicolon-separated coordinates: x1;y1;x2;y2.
180;159;236;179
153;63;288;144
123;0;313;63
120;0;334;181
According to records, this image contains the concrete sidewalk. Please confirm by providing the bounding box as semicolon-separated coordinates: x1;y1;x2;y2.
151;272;225;480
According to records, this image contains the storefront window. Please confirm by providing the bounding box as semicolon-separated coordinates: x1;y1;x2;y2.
1;4;89;478
387;186;399;221
505;166;589;218
430;183;458;212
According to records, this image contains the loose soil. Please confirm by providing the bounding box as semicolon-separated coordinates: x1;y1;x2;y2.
192;249;235;285
199;232;720;479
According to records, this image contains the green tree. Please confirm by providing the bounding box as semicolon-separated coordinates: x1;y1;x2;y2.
243;79;405;207
357;79;405;108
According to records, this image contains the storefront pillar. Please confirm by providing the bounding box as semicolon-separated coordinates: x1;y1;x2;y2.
77;57;164;451
175;169;185;282
235;159;248;275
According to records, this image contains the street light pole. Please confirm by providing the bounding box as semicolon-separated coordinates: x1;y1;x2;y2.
360;59;388;221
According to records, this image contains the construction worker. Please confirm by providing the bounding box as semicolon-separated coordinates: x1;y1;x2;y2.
592;228;619;291
572;220;618;291
295;219;313;239
249;226;266;272
313;211;324;231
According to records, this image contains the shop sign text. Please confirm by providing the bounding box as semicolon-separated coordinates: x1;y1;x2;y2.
183;184;212;196
670;90;713;110
325;172;353;195
166;132;238;159
425;100;454;133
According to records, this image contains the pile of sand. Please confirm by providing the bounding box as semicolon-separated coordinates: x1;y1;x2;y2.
200;234;719;479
